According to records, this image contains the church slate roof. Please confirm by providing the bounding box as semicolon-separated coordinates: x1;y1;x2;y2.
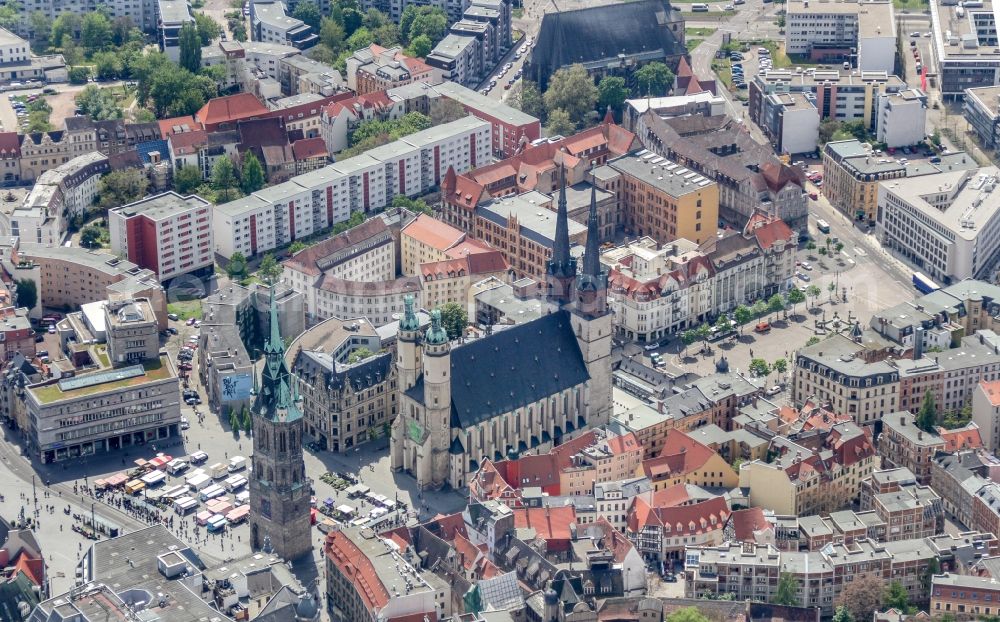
405;310;590;428
527;0;685;89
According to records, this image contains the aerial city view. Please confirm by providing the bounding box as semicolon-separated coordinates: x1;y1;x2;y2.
3;0;1000;618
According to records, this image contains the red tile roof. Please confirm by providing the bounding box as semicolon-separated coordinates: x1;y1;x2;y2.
445;238;495;259
291;137;328;161
402;214;465;252
196;93;268;127
325;531;389;612
514;506;577;541
752;219;794;250
982;380;1000;407
939;424;984;452
727;507;771;542
0;132;20;157
642;429;718;480
628;494;728;536
157;116;200;137
168;130;208;156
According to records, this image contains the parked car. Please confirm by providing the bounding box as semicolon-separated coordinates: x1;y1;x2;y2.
765;385;782;396
168;313;179;321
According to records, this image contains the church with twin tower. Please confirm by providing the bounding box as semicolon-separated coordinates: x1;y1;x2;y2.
391;164;613;490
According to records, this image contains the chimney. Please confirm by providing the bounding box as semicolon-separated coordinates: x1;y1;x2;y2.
901;415;905;425
918;431;923;441
913;326;924;360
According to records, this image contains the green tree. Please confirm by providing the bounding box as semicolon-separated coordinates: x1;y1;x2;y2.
75;85;123;120
80;225;103;248
15;279;37;310
714;314;732;334
211;155;237;202
634;61;674;96
597;76;628;113
773;572;799;606
406;6;447;43
546;108;575;136
92;51;125;80
241;406;252;433
806;240;816;255
288;241;307;255
293;1;322;30
942;404;973;429
229;409;240;432
818;118;840;144
818;247;828;257
749;358;771;378
347;347;375;364
752;299;768;318
406;33;432;58
429;98;467;125
680;329;697;356
511;80;544;120
439;302;468;340
832;606;854;622
179;22;202;73
543;64;598;128
98;169;148;209
30;12;53;52
733;304;753;331
174;166;203;194
835;241;844;254
917;390;938;432
226;251;248;280
27;111;51;132
257;253;283;285
767;293;785;320
240;152;265;194
51;13;81;48
81;12;112;53
695;323;711;349
231;21;247;41
345;26;374;51
391;194;433;215
806;284;821;307
666;607;710;622
194;12;222;45
112;15;140;46
806;336;821;346
786;287;806;316
68;66;90;85
0;0;18;30
883;581;910;613
320;17;346;50
773;358;788;374
364;7;390;29
828;281;836;301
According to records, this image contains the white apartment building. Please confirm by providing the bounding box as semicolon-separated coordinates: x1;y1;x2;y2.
0;185;65;246
876;89;928;148
18;0;157;33
251;1;318;50
109;192;214;283
785;0;895;73
877;167;1000;284
0;27;29;65
215;116;491;257
34;152;109;217
425;34;480;89
157;0;194;63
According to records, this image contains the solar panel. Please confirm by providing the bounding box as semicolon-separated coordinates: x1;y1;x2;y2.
58;365;145;392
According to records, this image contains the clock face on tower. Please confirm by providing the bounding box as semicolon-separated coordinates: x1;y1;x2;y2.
261;498;272;519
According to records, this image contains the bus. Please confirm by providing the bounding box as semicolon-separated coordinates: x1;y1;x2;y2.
816;219;831;234
691;3;709;9
913;272;940;294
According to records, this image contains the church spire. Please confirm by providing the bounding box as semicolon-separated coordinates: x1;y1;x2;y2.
265;285;283;356
545;163;577;306
582;178;602;279
551;164;571;271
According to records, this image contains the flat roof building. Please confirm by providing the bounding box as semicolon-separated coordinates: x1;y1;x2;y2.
785;0;895;73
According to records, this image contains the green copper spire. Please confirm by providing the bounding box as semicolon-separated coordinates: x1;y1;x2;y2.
401;294;420;331
254;284;302;422
425;309;448;345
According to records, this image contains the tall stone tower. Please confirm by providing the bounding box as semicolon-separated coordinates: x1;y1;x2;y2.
571;179;613;426
391;295;422;473
420;309;452;489
249;288;312;561
545;165;577;306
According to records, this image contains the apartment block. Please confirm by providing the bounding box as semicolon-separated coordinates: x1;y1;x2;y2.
877;89;928;148
215;116;491;258
425;0;513;88
109;192;214;283
251;1;318;50
932;574;1000;618
105;298;160;365
973;380;1000;452
785;0;895;72
877;167;1000;284
929;0;1000;99
610;151;719;246
345;44;434;95
759;92;820;156
157;0;194;62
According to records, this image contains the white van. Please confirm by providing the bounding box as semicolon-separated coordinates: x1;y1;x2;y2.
227;456;247;472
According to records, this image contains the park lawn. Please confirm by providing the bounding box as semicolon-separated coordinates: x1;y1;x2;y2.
759;41;793;68
167;300;202;321
686;27;717;36
687;39;704;51
712;60;734;89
